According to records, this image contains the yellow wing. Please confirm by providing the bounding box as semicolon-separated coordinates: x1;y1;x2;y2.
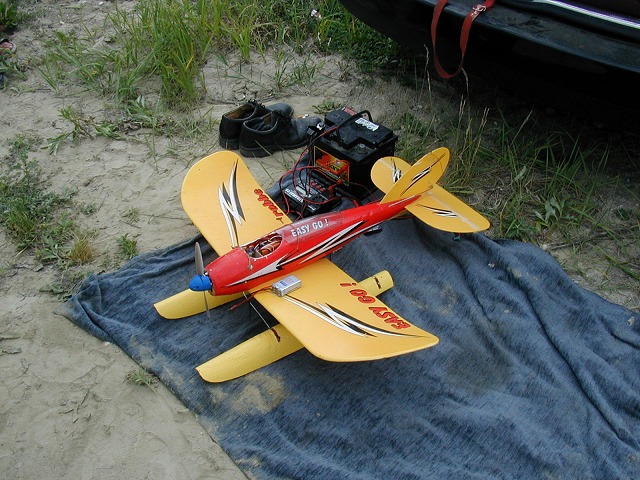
406;184;490;233
371;147;449;199
181;151;290;256
253;259;439;362
371;148;489;233
195;270;396;382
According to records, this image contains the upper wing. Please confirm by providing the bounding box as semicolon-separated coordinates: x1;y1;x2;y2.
254;259;439;362
181;151;291;256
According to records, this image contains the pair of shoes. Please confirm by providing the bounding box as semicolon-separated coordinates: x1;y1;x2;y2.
219;100;293;150
239;111;322;158
0;38;16;56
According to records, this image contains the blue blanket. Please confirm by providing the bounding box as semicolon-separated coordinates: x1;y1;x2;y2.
61;218;640;479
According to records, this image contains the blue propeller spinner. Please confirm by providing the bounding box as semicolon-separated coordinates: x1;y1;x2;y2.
190;242;213;292
189;274;212;291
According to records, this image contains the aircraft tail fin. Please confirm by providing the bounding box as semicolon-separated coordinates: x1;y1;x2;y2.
371;147;490;233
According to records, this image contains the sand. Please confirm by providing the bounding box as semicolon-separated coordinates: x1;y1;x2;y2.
1;1;637;479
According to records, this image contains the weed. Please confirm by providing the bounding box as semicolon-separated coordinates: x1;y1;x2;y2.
7;133;40;161
312;99;343;115
126;367;157;390
0;135;94;267
40;269;88;300
313;0;401;72
94;122;120;139
0;153;71;252
68;234;94;265
42;0;394;108
46;106;95;154
0;58;25;87
36;211;77;263
290;56;322;90
117;233;138;259
394;112;439;162
0;0;19;33
123;96;166;133
271;50;293;91
169;112;217;146
43;30;115;95
79;203;98;216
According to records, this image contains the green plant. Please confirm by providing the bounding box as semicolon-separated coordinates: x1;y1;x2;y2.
123;96;166;132
94;122;120;139
126;367;157;390
46;106;95;154
290;56;322;90
40;0;398;109
41;270;88;300
0;1;19;33
313;0;401;72
394;112;439;162
312;99;343;115
68;234;94;265
0;136;83;263
117;233;138;259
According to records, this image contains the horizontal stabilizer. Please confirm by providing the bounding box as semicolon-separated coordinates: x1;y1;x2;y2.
406;185;490;233
372;147;450;202
371;147;489;233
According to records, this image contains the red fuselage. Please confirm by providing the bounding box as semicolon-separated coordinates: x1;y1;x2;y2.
206;196;417;295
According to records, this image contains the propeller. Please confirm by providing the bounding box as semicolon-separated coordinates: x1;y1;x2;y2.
189;242;213;317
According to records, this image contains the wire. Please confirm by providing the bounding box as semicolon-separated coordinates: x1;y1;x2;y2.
276;109;380;217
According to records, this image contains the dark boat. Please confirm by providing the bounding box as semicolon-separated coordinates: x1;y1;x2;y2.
337;0;640;116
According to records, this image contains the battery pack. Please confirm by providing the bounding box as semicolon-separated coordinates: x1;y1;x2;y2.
272;276;302;297
311;108;398;190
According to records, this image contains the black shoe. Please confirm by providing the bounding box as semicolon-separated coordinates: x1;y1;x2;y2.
239;111;322;158
219;101;293;150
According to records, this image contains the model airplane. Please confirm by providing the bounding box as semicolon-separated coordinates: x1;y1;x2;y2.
154;147;489;382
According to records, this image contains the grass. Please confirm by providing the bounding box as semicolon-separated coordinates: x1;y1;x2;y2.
117;234;138;260
388;79;638;293
68;233;95;265
126;367;157;390
38;0;400;108
0;134;102;270
0;0;19;32
0;136;70;254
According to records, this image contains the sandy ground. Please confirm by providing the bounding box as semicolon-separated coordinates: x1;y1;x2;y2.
0;2;638;479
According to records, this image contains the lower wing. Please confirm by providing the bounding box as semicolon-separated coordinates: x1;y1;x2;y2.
254;259;439;362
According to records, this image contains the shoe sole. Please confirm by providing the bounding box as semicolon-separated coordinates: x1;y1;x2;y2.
219;137;240;150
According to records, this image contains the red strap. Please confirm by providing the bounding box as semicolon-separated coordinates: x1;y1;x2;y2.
431;0;495;79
